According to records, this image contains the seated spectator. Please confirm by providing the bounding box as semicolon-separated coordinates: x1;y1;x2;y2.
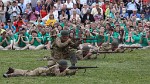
13;16;24;32
40;5;47;18
70;10;81;21
4;19;16;34
120;7;129;18
91;4;103;16
59;10;68;21
130;9;141;19
0;32;12;50
70;4;81;16
94;8;103;21
13;28;30;50
144;7;150;21
39;29;51;50
45;14;57;27
126;1;137;17
29;30;44;50
0;24;5;35
8;1;20;21
27;7;39;22
24;3;32;16
35;0;42;13
82;10;95;23
81;4;89;18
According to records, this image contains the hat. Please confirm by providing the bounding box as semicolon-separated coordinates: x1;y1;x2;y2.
82;46;90;51
58;60;68;66
61;30;69;36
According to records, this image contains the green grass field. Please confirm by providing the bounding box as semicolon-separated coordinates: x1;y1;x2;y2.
0;49;150;84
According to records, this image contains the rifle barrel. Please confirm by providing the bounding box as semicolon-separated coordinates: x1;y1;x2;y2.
68;66;98;69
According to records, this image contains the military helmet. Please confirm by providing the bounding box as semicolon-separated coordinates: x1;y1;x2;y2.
82;46;90;51
58;60;68;66
111;39;119;47
61;30;69;36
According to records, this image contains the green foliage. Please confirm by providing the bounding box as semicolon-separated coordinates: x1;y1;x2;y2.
0;50;150;84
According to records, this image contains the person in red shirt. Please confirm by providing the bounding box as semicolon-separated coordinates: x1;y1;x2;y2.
40;5;47;18
13;16;24;32
102;0;110;19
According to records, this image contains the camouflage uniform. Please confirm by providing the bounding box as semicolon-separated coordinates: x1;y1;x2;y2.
76;46;97;60
3;64;76;77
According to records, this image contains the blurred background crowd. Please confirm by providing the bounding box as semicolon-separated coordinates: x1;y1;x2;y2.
0;0;149;50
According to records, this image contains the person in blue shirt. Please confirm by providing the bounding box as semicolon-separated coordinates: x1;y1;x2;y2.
130;9;141;19
4;19;16;34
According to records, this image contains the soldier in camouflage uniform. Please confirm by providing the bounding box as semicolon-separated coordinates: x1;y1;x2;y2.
76;46;97;60
3;60;77;78
49;30;79;66
100;39;125;52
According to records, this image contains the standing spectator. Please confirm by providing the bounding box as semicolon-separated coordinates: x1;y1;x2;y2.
40;5;47;18
8;1;20;21
0;1;6;22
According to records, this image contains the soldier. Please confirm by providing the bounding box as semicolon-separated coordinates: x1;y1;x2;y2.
3;60;77;78
100;39;125;53
76;46;97;60
49;30;79;66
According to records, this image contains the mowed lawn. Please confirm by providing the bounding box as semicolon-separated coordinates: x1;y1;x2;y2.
0;49;150;84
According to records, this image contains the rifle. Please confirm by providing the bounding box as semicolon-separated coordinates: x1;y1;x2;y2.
121;46;143;49
92;51;124;59
120;46;143;52
68;66;98;73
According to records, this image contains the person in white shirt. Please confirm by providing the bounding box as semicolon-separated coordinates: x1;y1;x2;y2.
8;1;20;21
65;0;73;9
81;4;89;17
126;1;137;16
52;6;59;21
70;4;81;15
70;10;81;21
54;0;63;15
80;0;87;5
91;4;103;16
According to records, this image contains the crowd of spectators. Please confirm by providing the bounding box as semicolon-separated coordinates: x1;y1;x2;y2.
0;0;150;50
